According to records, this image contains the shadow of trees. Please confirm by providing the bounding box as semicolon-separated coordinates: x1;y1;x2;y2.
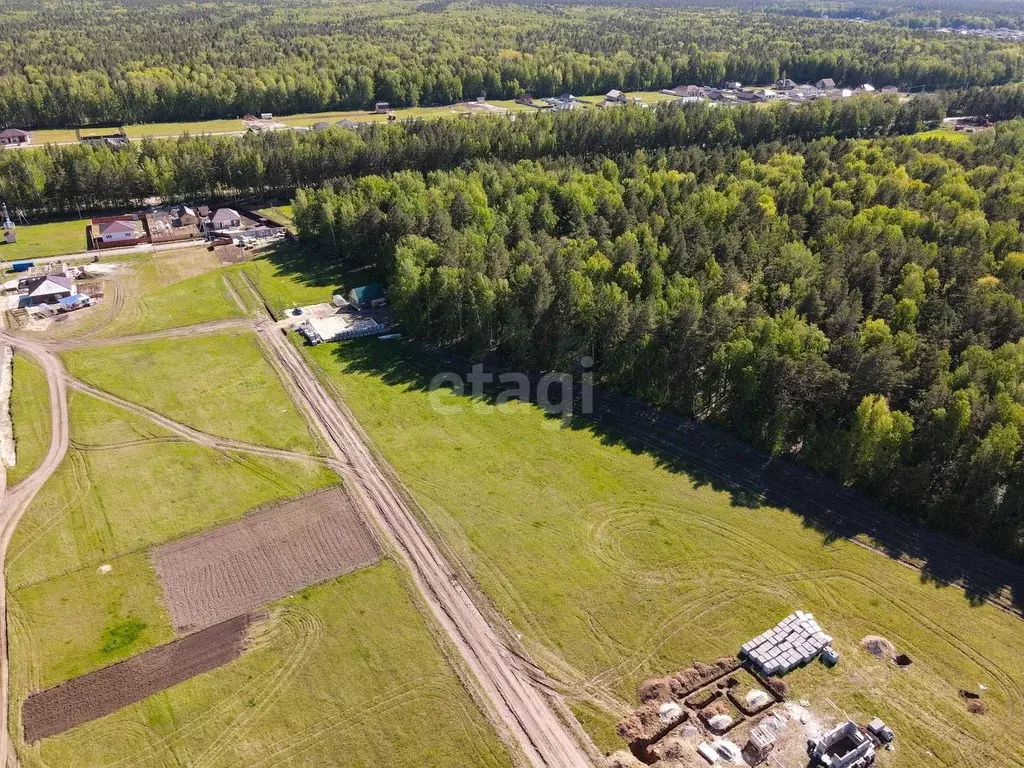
326;336;1024;616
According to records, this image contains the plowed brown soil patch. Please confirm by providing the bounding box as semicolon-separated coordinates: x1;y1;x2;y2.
152;487;379;632
23;615;251;742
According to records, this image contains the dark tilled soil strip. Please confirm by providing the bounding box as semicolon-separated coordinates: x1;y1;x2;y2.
23;614;251;742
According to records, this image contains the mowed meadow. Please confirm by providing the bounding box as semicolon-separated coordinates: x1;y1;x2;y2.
5;258;514;767
306;339;1024;766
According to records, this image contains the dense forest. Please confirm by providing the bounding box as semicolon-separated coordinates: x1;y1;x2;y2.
294;120;1024;559
2;0;1024;127
0;93;949;214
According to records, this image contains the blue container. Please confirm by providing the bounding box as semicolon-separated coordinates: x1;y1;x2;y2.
11;261;33;272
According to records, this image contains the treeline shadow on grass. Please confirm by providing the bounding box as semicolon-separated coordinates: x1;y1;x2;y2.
327;337;1024;617
255;241;375;295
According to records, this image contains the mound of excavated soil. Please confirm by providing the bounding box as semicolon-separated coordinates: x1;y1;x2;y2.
861;635;896;661
23;615;251;742
152;488;379;632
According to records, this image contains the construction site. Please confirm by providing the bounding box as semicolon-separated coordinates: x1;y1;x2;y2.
611;613;895;768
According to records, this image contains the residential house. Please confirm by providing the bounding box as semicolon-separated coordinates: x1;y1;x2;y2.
97;219;140;244
19;275;74;305
722;81;742;90
670;85;707;98
348;282;387;309
815;78;837;90
311;121;331;131
374;102;391;114
605;89;627;103
177;206;199;226
0;128;31;146
881;86;899;94
515;93;535;106
336;119;360;130
858;83;876;92
209;208;242;231
775;78;798;90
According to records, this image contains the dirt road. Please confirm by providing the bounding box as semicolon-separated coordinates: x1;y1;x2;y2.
0;329;70;768
0;309;593;768
256;324;595;768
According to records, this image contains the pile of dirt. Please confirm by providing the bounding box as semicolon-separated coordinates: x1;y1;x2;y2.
763;677;790;700
861;635;896;661
668;658;740;699
701;699;729;719
638;676;673;704
23;614;252;742
605;751;645;768
616;703;664;743
959;689;987;715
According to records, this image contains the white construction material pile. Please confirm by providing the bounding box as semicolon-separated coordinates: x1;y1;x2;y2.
741;611;832;675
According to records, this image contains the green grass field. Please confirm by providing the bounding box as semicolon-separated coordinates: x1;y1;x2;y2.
7;384;510;767
12;561;512;768
62;330;321;454
0;219;89;261
304;338;1024;767
6;390;336;589
227;249;348;316
9;551;174;688
255;205;295;228
95;247;246;337
6;353;51;486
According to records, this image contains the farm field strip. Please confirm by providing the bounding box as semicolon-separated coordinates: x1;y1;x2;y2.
152;487;379;632
22;614;253;742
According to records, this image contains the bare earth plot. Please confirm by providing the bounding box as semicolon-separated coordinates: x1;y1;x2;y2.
22;615;252;742
152;487;379;632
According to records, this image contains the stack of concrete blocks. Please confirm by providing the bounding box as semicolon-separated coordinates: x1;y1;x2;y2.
740;611;833;676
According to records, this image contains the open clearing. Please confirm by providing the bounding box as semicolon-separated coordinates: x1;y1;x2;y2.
5;390;335;589
0;219;89;261
305;338;1024;767
62;330;322;454
22;614;252;743
5;353;50;485
15;562;513;768
8;551;174;690
152;487;379;632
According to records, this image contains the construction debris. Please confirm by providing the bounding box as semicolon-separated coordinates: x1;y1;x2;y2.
808;721;875;768
741;611;832;675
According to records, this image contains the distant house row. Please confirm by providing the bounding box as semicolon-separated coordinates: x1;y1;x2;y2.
91;205;284;250
659;78;900;105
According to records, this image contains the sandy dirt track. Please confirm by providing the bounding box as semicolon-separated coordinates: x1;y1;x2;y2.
152;487;379;632
255;323;596;768
0;328;70;768
22;614;252;742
